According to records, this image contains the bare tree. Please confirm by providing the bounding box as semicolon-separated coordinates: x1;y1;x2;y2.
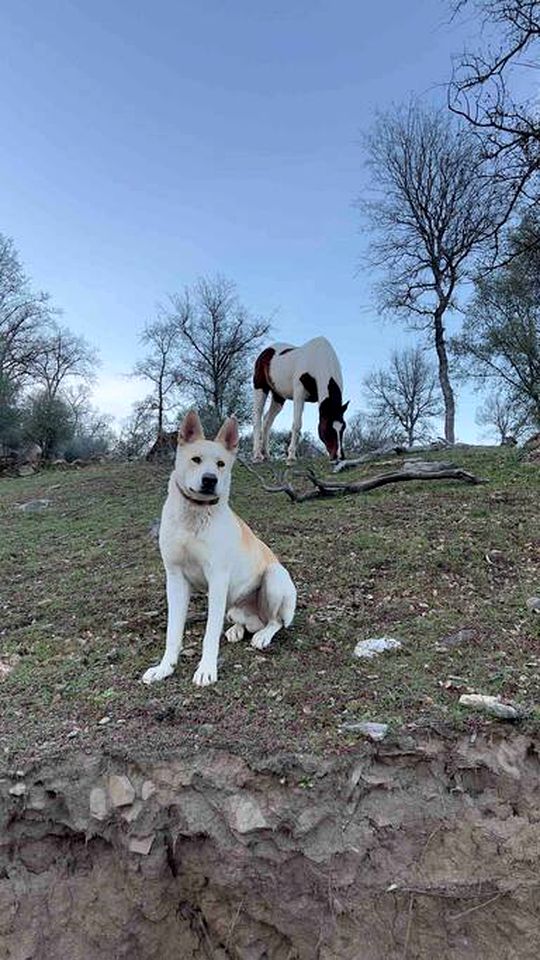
168;275;270;428
0;234;50;387
116;398;158;459
30;324;98;399
476;392;533;442
132;317;183;435
364;348;443;446
449;0;540;225
359;103;504;443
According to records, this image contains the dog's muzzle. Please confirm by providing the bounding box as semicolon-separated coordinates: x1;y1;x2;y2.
200;473;218;495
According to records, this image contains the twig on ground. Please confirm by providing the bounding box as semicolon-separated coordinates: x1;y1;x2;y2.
448;892;503;921
401;894;416;960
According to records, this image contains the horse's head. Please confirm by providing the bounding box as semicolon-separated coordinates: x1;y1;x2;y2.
318;378;349;461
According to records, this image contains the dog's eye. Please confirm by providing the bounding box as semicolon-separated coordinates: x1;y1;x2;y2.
191;456;202;464
217;460;225;469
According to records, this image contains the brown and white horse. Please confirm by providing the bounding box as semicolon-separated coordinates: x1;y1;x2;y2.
252;336;349;462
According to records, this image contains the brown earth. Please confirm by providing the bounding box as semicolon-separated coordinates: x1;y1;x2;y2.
1;732;540;960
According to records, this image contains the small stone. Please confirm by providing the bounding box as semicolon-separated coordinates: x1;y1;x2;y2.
354;637;402;659
18;498;50;512
440;628;476;649
458;694;520;720
198;723;215;736
89;787;108;820
129;834;155;855
340;721;389;741
108;774;135;807
526;597;540;614
9;782;27;796
67;729;79;739
223;795;267;833
98;716;111;725
141;780;156;800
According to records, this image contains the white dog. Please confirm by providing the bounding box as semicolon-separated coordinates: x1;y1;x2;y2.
142;410;297;687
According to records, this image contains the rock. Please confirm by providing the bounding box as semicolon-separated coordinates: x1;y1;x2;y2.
9;782;27;796
18;498;50;512
17;464;35;476
129;834;155;855
108;774;135;807
526;597;540;614
439;628;476;649
354;637;403;659
89;787;108;820
141;780;156;800
458;694;521;720
222;794;267;833
98;715;111;725
340;721;389;741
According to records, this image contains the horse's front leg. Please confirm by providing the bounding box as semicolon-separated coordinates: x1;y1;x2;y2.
262;396;284;458
287;387;305;462
252;388;268;461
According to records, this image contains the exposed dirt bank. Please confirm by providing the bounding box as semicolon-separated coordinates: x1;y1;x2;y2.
1;731;540;959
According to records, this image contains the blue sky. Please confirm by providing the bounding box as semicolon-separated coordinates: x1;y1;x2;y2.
0;0;491;439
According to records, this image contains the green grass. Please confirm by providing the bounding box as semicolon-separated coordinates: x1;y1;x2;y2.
0;447;539;764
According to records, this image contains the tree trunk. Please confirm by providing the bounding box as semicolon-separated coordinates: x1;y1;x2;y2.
434;310;455;444
157;380;164;435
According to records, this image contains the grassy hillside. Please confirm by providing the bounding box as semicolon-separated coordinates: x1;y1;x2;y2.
1;447;539;763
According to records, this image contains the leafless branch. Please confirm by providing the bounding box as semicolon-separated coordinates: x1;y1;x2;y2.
238;457;487;503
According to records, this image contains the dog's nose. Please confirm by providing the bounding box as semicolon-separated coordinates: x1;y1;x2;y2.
201;473;218;494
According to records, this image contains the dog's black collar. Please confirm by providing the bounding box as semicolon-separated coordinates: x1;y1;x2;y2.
175;479;219;507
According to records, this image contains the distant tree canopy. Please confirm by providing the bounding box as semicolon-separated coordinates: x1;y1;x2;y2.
364;348;443;446
452;215;540;427
168;275;271;427
0;231;101;458
129;275;271;449
359;102;504;443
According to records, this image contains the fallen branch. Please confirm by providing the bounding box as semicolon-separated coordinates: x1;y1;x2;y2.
238;458;487;503
333;441;450;473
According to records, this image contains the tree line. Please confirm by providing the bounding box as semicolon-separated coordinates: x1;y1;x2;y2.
0;235;112;461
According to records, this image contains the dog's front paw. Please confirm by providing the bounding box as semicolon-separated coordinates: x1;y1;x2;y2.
142;661;175;684
226;623;244;643
192;660;217;686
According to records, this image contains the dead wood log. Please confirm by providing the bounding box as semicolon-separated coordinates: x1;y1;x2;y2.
238;458;487;503
333;441;450;473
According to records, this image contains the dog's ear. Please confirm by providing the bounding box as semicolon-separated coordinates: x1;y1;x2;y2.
178;410;205;445
215;416;239;453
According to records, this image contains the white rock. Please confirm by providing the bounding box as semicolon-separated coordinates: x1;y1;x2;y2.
141;780;156;800
223;794;267;833
341;721;389;741
108;774;135;807
18;498;50;512
89;787;108;820
129;834;155;855
9;782;27;797
458;694;520;719
354;637;403;659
